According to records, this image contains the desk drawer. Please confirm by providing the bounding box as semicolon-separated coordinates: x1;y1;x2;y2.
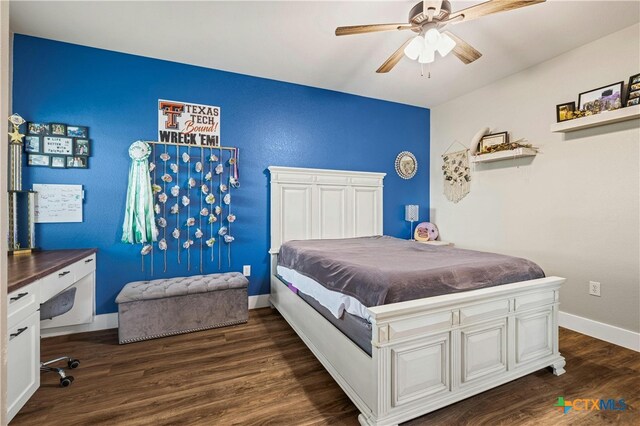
40;266;75;304
8;282;40;329
75;254;96;280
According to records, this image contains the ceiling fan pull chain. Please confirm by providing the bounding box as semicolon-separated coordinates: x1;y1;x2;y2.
420;63;424;77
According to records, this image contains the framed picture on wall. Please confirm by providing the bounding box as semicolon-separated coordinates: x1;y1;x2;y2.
67;156;88;169
67;125;88;138
24;135;41;153
27;122;49;135
50;123;67;136
74;139;90;156
28;154;50;167
50;156;67;169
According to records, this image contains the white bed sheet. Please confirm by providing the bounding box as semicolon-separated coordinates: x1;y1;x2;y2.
276;265;371;322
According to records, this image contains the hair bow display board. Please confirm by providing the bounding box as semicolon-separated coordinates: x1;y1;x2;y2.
122;140;240;275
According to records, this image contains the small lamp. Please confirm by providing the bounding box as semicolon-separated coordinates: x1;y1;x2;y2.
405;205;419;240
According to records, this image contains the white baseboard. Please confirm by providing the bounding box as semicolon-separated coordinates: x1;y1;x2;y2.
248;294;271;309
41;295;272;338
559;311;639;352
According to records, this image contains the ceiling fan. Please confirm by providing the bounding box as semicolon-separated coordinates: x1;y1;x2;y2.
335;0;546;73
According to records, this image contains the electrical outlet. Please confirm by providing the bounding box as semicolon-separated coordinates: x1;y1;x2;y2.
589;281;601;297
243;265;251;277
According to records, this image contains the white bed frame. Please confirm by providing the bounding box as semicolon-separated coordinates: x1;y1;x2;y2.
268;166;565;426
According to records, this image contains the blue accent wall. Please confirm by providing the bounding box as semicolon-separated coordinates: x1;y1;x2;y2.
13;35;430;315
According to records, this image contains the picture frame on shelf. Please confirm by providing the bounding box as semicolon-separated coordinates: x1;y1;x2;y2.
24;135;41;153
479;132;508;153
626;73;640;107
27;154;50;167
27;122;49;135
578;81;623;113
42;136;73;155
67;156;88;169
74;138;90;156
67;125;88;138
556;101;576;122
50;123;67;136
50;156;67;169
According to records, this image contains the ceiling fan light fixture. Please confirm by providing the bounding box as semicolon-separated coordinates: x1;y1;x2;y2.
404;35;424;60
436;32;456;57
424;28;441;47
418;46;435;64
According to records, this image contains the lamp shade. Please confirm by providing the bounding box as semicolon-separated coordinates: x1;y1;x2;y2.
405;205;419;222
424;29;441;48
418;47;435;64
404;36;424;60
436;32;456;57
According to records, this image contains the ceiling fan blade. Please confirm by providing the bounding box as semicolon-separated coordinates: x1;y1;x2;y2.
376;38;413;73
423;0;443;21
448;0;545;24
335;24;413;36
442;31;482;64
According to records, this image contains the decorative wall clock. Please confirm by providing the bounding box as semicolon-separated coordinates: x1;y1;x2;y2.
395;151;417;179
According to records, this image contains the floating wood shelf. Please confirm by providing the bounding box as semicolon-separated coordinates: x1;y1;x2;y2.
471;147;538;163
550;104;640;133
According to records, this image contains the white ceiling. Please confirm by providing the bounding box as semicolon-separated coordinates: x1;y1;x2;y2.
10;1;640;108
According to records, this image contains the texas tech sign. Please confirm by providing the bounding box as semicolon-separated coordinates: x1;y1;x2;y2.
158;99;220;146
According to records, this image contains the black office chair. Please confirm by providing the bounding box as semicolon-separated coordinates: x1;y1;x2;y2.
40;287;80;387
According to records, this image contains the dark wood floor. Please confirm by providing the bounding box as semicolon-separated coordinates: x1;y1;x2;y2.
13;309;639;425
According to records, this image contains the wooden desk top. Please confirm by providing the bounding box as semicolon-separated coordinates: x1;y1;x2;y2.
8;249;97;294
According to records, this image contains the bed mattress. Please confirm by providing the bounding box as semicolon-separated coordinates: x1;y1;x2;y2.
276;274;373;355
278;236;545;311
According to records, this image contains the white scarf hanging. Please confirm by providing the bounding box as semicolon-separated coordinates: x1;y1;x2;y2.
441;144;471;204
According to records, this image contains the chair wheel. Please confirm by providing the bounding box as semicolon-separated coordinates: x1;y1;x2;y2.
60;376;74;387
68;359;80;369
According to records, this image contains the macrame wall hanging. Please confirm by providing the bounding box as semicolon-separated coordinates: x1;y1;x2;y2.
441;141;471;204
123;140;240;274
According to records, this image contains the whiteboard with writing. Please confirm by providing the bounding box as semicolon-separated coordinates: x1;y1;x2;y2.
33;184;84;223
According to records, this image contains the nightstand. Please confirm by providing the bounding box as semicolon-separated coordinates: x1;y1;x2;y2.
417;240;453;247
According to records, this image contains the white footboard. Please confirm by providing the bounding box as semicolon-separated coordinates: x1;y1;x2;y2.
361;276;565;426
270;272;565;426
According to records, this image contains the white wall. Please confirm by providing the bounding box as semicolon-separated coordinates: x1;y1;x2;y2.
431;24;640;334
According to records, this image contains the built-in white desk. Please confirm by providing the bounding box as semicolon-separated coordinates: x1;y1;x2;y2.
7;249;96;422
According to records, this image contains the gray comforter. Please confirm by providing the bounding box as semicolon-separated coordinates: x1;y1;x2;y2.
278;236;545;308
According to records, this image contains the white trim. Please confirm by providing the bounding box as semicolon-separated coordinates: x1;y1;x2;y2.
40;296;271;338
559;311;639;352
248;294;271;309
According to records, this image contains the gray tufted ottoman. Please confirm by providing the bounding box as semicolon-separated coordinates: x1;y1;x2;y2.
115;272;248;344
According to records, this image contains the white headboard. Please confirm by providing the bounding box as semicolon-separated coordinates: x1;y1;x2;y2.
268;166;386;254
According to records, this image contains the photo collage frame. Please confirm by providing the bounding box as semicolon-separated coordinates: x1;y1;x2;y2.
25;122;91;169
